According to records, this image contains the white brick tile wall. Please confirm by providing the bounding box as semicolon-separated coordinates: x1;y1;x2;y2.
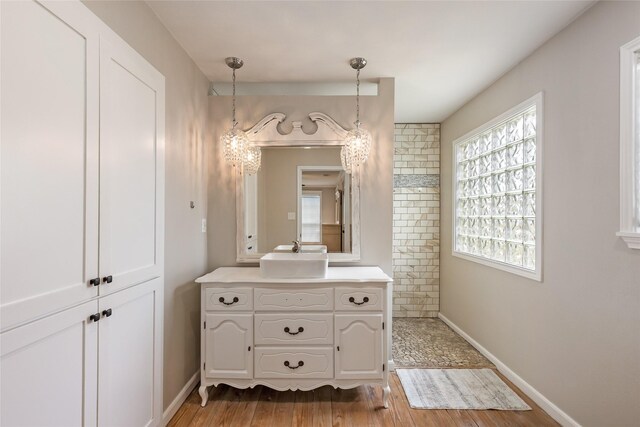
393;123;440;318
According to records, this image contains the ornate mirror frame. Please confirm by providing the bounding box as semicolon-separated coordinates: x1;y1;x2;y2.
236;112;361;263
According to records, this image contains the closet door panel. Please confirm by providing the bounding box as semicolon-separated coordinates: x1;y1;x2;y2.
0;0;99;330
99;37;165;295
0;300;98;427
98;278;163;427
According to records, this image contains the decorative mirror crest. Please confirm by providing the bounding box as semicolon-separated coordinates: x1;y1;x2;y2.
245;112;349;146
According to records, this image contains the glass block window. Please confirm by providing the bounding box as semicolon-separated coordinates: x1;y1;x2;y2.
453;94;542;279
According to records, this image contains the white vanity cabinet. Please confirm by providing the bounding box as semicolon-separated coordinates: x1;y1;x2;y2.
196;267;392;408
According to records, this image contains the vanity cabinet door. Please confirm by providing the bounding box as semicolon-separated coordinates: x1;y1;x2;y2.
205;314;253;379
335;314;383;380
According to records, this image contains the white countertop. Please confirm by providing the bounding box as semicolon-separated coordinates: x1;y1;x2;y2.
195;266;392;284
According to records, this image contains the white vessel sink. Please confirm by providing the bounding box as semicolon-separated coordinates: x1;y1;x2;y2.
273;244;328;254
260;252;328;279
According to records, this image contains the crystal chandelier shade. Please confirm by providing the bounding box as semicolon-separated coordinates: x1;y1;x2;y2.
220;57;261;174
342;57;372;174
344;127;372;167
243;144;261;175
222;128;248;167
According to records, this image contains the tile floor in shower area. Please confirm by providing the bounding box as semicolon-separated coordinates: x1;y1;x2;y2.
392;317;493;369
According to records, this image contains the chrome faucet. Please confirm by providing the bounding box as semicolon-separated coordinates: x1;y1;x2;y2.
292;240;300;253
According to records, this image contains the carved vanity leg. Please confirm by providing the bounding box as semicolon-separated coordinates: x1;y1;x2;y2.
383;385;391;408
199;385;209;407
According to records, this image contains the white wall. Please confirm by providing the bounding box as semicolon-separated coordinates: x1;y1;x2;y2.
82;1;209;411
207;79;394;274
440;2;640;426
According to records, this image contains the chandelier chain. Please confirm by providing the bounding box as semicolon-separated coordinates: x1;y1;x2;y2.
232;68;237;129
356;68;360;129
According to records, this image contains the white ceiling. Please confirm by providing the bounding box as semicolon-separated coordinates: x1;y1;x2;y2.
147;1;594;123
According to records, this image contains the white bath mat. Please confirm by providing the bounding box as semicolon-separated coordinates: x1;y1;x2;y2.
396;368;532;410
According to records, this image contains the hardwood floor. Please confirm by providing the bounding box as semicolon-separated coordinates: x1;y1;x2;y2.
169;371;559;426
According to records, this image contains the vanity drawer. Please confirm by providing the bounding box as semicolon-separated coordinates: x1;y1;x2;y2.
254;288;333;311
204;287;253;311
335;287;383;311
254;347;333;379
255;313;333;345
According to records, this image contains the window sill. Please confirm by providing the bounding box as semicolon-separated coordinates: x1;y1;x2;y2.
617;231;640;249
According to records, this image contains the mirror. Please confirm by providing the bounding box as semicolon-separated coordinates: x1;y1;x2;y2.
236;112;361;262
297;166;351;253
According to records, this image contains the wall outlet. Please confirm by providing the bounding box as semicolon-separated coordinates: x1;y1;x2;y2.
201;218;207;233
288;212;296;220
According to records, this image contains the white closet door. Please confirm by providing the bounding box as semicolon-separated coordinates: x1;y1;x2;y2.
0;0;100;330
98;278;163;427
98;36;165;296
0;300;98;427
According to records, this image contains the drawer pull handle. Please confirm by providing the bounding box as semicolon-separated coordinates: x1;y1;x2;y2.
284;326;304;335
219;296;239;305
349;296;370;305
284;360;304;369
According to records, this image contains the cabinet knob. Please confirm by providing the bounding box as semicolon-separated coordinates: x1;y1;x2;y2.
284;326;304;335
247;235;253;239
284;360;304;369
102;275;113;284
89;313;101;322
102;308;113;318
348;296;369;305
89;278;100;286
219;296;239;306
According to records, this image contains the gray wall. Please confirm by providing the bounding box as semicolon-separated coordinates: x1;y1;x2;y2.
440;2;640;425
208;79;395;275
82;1;209;411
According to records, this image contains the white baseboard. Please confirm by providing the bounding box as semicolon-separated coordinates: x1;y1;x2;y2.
388;359;396;372
162;371;199;426
438;313;580;427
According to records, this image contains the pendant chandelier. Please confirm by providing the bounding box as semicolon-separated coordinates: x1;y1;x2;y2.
341;57;372;174
243;144;261;175
220;57;261;175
